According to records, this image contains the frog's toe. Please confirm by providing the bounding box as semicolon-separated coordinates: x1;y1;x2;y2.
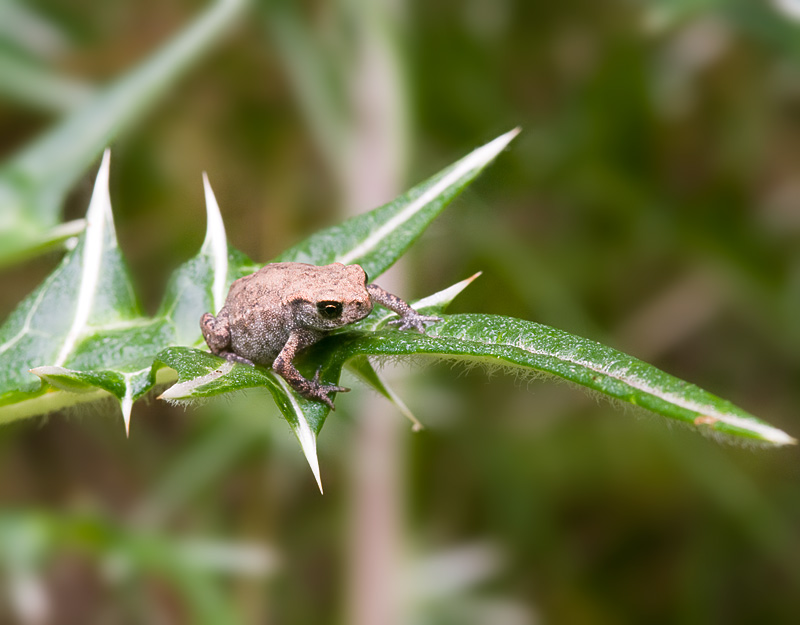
389;314;442;332
309;385;349;410
220;351;256;366
305;368;349;409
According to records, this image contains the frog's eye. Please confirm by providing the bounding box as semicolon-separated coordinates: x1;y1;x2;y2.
317;301;343;319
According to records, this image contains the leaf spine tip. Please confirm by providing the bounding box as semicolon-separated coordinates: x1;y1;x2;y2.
121;393;133;437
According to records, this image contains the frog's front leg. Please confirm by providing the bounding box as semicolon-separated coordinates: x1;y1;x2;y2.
200;311;255;366
366;284;442;331
273;329;349;410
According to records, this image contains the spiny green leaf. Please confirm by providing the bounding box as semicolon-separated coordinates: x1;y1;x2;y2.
157;305;795;478
321;314;796;447
0;152;139;400
0;156;234;433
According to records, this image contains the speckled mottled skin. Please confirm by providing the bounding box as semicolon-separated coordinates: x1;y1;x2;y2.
201;262;440;408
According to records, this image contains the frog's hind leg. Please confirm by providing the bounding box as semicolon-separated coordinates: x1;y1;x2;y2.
273;329;349;409
201;312;256;366
201;312;228;352
200;311;255;366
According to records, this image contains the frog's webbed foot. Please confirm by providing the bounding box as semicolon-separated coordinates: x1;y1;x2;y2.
300;367;350;410
278;367;349;410
388;312;442;333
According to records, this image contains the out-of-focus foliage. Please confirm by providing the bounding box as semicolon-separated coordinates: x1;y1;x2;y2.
1;0;800;623
0;0;248;267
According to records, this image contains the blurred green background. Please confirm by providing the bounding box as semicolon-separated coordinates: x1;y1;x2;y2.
2;0;800;623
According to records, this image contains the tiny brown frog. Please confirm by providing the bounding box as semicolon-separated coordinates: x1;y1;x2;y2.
201;262;441;408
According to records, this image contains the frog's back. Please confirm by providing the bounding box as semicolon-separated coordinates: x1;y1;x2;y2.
222;264;307;364
226;263;307;307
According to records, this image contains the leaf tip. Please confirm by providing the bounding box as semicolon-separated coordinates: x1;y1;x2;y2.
378;372;424;431
201;172;229;311
299;431;325;495
29;365;70;387
491;127;522;151
412;272;481;314
158;361;235;401
739;418;796;446
766;428;796;446
99;148;112;178
202;172;219;216
300;427;324;494
87;148;113;226
695;413;796;446
96;148;112;198
121;394;133;437
468;129;518;167
287;404;324;493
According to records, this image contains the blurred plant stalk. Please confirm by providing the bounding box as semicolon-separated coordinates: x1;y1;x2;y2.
266;0;411;622
338;4;409;625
